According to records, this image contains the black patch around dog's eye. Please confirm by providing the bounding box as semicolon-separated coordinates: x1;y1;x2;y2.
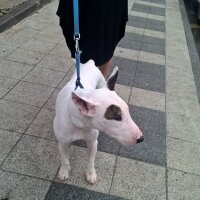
104;104;122;121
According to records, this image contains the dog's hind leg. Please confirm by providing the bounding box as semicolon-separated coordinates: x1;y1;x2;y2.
58;142;71;181
85;129;99;184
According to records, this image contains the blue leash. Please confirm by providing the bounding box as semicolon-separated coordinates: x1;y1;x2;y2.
73;0;84;90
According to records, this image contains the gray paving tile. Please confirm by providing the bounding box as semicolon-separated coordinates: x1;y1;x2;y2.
34;32;63;44
0;100;40;133
2;135;60;180
0;170;51;200
57;67;75;89
167;113;200;144
133;60;165;92
7;48;45;65
38;54;73;72
49;44;72;58
119;105;166;166
130;87;165;112
0;129;21;164
124;32;143;42
23;67;66;88
166;79;198;101
19;18;50;31
45;182;127;200
141;42;165;55
149;0;166;4
146;19;166;32
97;134;120;155
143;35;165;46
0;77;18;98
0;44;15;58
112;57;137;86
115;84;131;104
110;157;166;199
55;145;116;194
2;29;39;49
0;59;34;80
133;72;165;92
127;16;147;29
22;38;55;54
139;50;165;65
26;108;56;140
167;137;200;175
132;4;165;16
118;39;141;51
166;65;194;85
44;88;60;110
148;13;165;21
137;61;165;76
4;81;54;107
72;133;120;156
10;28;39;40
144;29;165;39
125;26;145;35
168;169;200;200
115;47;139;61
130;10;148;18
166;95;200;120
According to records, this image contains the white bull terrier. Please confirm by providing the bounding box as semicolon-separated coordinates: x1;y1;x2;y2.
53;59;143;184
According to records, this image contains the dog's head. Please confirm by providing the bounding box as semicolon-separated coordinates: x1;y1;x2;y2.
71;67;143;145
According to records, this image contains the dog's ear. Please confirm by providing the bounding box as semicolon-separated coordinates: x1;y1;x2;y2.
71;91;98;117
107;66;118;91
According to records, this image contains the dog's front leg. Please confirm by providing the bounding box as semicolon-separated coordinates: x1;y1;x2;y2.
58;142;71;181
86;130;98;184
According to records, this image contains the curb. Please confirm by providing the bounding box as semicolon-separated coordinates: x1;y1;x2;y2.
0;0;54;33
179;0;200;104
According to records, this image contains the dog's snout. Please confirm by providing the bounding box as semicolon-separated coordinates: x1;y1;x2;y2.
136;135;144;143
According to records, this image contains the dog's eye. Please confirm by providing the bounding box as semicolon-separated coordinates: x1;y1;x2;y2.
104;104;122;121
114;113;122;121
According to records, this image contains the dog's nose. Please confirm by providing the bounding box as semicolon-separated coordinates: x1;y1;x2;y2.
136;135;144;143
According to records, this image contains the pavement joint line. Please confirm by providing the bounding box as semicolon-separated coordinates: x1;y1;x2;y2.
0;78;21;101
167;111;200;121
167;135;200;146
23;132;56;142
108;155;118;195
136;0;166;8
125;26;166;39
167;167;200;178
0;133;24;169
147;13;165;21
126;23;165;35
166;135;200;145
1;29;40;53
1;89;53;109
0;168;53;183
0;82;59;166
165;167;169;200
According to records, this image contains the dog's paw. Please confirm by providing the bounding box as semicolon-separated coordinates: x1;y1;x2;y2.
86;170;97;185
58;165;70;181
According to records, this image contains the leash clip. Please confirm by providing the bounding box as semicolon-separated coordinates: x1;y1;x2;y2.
75;38;79;53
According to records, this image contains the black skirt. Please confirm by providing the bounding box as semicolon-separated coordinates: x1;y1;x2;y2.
57;0;128;66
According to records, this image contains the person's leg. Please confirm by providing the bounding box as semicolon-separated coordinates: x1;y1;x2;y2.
99;58;113;79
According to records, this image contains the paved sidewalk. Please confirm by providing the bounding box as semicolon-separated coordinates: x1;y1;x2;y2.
0;0;200;199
